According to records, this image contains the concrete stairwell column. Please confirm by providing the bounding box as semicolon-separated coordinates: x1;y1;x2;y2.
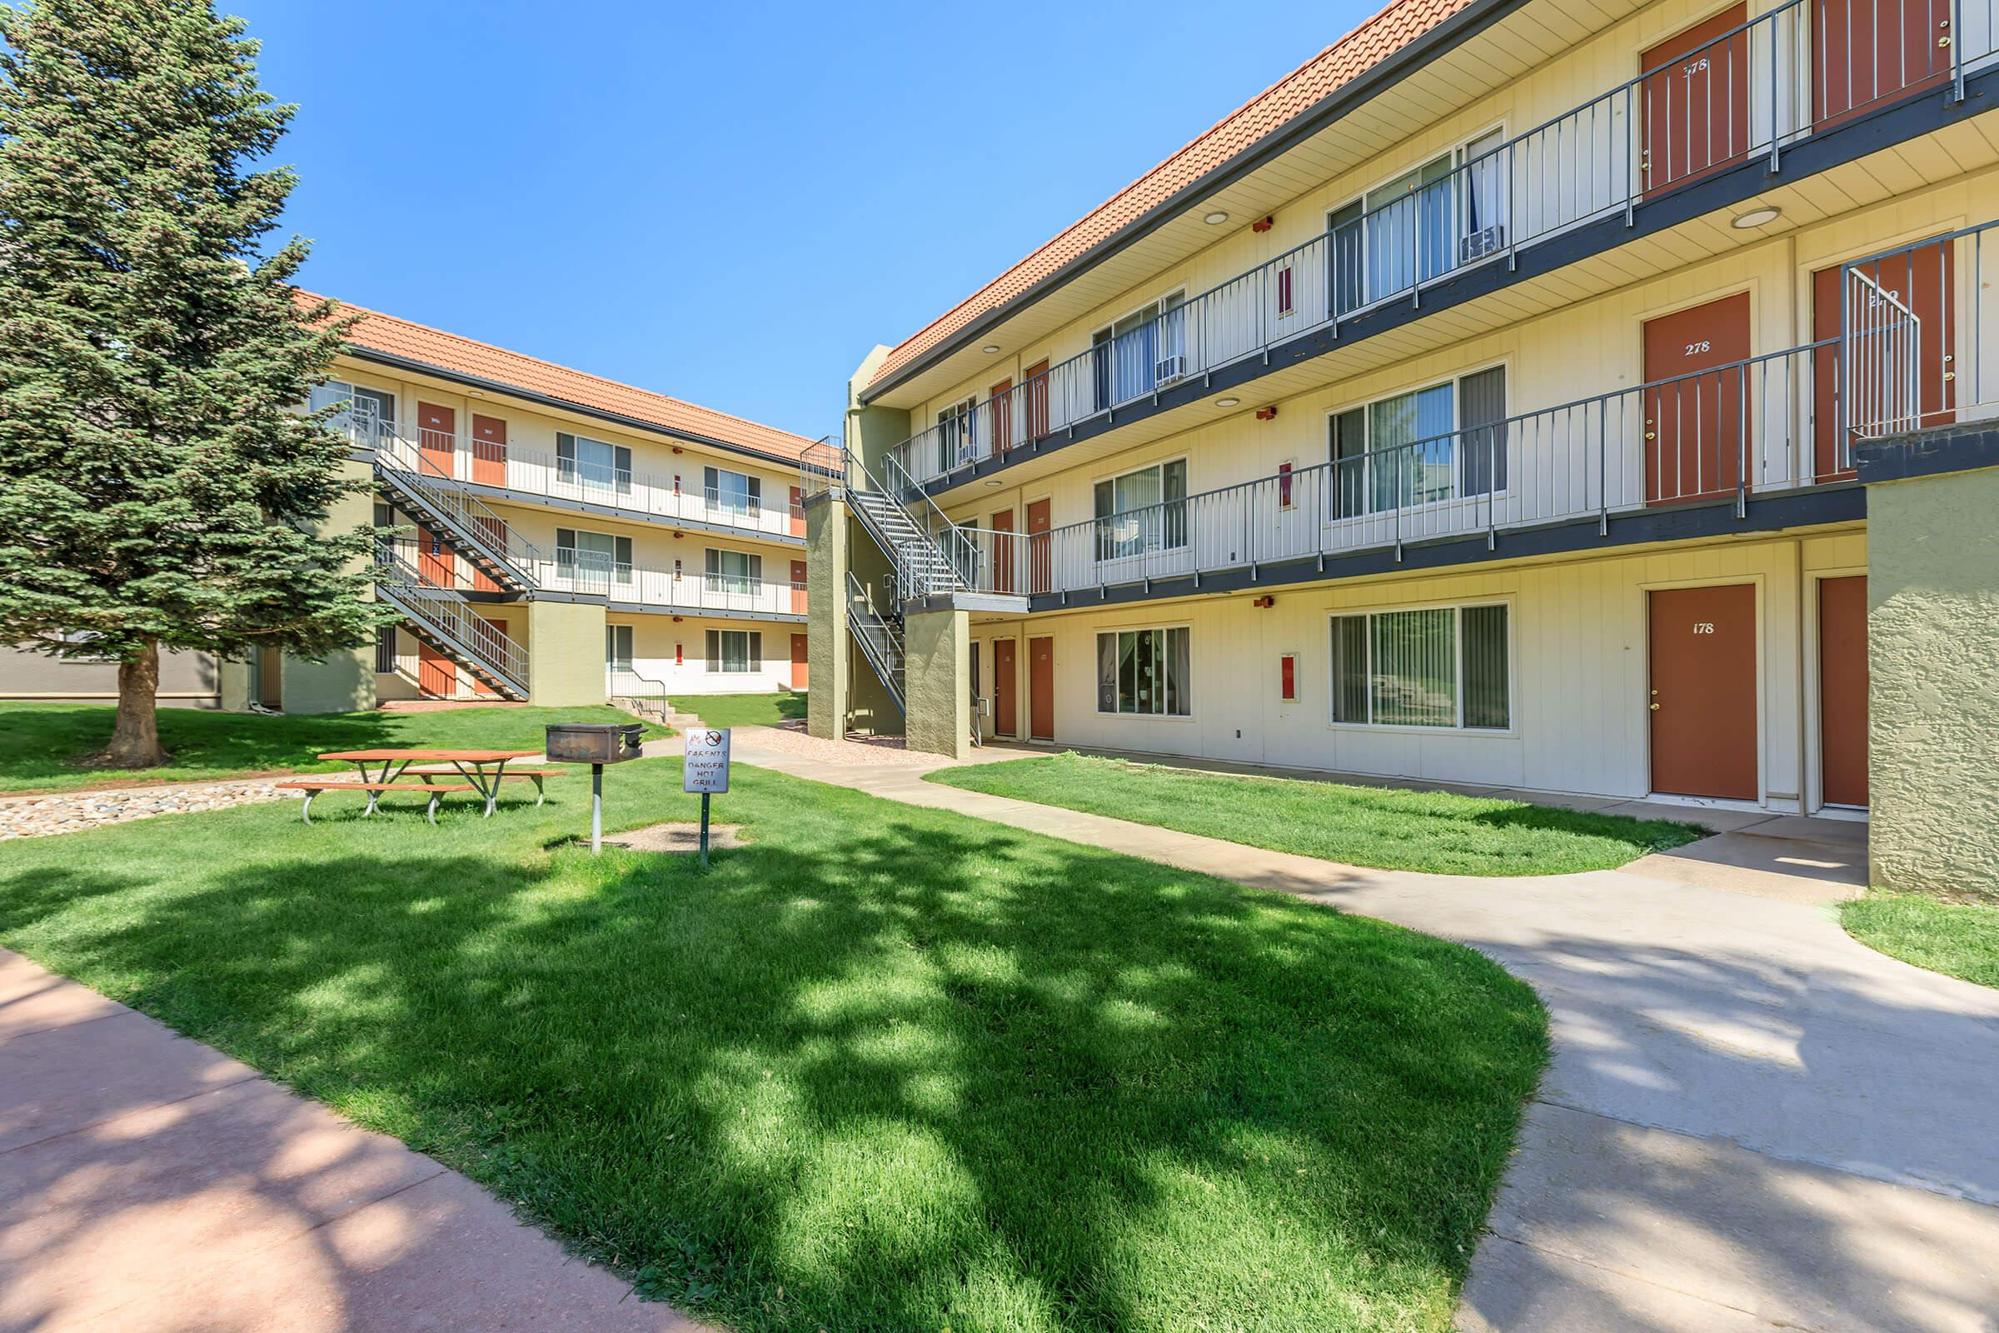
805;492;850;741
903;603;971;760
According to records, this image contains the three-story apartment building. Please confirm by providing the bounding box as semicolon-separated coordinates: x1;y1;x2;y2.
807;0;1999;894
5;301;827;716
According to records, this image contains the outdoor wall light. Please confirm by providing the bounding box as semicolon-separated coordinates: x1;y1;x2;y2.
1204;211;1230;225
1215;396;1241;408
1732;205;1782;229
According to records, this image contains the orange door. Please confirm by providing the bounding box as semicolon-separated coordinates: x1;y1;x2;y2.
471;413;507;486
790;559;808;613
1813;0;1950;127
1649;584;1758;799
1811;243;1955;478
1026;498;1051;594
789;485;805;536
993;639;1018;738
417;642;456;698
469;515;508;594
1642;292;1753;504
990;510;1016;594
1640;5;1750;197
1029;636;1054;741
989;378;1013;458
790;632;809;689
418;402;456;479
1819;575;1869;806
1023;360;1051;441
416;524;453;586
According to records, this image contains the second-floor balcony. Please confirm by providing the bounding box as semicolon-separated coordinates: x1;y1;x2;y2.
884;0;1998;490
930;225;1977;601
381;538;808;619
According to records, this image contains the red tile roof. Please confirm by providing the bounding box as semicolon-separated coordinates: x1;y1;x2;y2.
306;294;820;465
865;0;1480;395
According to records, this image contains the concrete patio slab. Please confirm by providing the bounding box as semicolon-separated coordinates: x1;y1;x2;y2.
0;950;125;1040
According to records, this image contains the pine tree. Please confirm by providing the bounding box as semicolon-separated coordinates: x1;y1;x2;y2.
0;0;382;766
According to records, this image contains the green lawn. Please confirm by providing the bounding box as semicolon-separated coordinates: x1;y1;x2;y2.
0;758;1545;1331
0;702;665;793
1841;892;1999;989
930;752;1707;876
669;689;806;729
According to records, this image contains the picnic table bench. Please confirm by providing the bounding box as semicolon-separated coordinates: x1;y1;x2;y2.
275;779;475;825
316;749;552;818
404;766;564;806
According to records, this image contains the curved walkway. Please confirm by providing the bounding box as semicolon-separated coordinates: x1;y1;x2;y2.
728;727;1999;1333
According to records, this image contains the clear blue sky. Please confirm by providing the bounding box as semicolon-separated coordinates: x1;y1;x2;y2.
237;0;1373;440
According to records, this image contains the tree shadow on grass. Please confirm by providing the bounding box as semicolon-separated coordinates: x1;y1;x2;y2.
0;782;1545;1331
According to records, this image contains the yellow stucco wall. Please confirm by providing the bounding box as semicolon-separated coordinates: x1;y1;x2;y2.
1867;465;1999;899
904;605;970;760
527;599;608;706
805;498;849;740
281;456;378;715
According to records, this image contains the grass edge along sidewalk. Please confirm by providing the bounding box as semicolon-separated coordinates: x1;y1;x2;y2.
0;756;1546;1332
929;751;1706;876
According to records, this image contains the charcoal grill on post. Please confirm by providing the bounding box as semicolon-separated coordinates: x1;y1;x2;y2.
545;723;644;853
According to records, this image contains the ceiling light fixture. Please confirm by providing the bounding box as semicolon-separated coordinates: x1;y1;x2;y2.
1215;396;1241;408
1204;211;1230;225
1732;205;1781;229
981;343;1002;354
983;478;1003;488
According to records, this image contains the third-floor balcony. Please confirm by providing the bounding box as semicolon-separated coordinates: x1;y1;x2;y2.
884;0;1999;492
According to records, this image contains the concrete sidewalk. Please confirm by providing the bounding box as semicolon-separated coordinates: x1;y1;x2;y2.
0;950;700;1333
729;729;1999;1333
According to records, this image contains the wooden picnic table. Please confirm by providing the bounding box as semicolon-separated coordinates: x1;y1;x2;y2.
317;749;547;817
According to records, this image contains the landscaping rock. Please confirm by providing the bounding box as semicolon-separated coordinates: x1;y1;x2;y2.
0;780;301;840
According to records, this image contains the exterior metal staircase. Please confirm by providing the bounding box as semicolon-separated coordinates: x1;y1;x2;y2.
847;455;976;600
371;427;544;596
374;546;530;700
845;570;905;713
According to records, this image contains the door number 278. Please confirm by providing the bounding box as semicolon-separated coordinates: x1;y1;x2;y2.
1692;622;1716;634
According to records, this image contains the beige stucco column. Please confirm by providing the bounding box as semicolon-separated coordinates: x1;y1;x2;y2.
903;603;971;760
526;598;607;706
1864;460;1999;898
280;455;378;714
805;493;851;741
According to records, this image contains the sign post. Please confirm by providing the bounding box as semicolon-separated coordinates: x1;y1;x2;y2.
681;728;731;870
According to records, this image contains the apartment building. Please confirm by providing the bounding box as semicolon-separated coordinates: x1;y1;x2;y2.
807;0;1999;894
4;301;826;714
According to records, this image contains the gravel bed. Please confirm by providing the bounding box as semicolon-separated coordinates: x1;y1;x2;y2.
0;780;301;840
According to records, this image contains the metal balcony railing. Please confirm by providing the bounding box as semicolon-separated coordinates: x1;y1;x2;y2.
488;446;809;539
885;0;1998;489
373;546;530;696
945;337;1887;598
369;423;545;589
1840;220;1996;440
530;549;809;617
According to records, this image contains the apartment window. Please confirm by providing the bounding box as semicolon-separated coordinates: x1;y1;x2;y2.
556;527;632;587
374;625;397;674
557;432;632;494
1093;458;1188;561
706;629;763;674
605;624;634;675
1329;367;1506;516
935;399;975;473
45;629;115;663
1096;626;1192;717
1329;128;1508;314
1329;603;1510;729
704;547;763;593
308;381;396;441
1092;291;1188;410
704;465;762;515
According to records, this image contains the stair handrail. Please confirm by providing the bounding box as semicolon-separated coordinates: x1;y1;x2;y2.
365;419;546;589
844;569;906;710
374;544;530;694
607;667;673;722
848;451;976;598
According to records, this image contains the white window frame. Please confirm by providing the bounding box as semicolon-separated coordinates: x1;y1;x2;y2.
1091;287;1190;407
1326;598;1515;734
308;380;396;441
1095;623;1194;719
1092;455;1190;563
1326;122;1510;312
1325;359;1510;517
556;526;633;587
707;628;762;675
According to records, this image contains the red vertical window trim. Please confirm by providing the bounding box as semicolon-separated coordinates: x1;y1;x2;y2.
1280;654;1298;701
1277;461;1294;508
1276;265;1294;316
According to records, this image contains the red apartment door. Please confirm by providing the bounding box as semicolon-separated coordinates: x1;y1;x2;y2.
417;642;456;698
1649;584;1758;799
1813;0;1951;128
1029;636;1055;741
1819;575;1869;806
990;378;1013;458
469;515;508;594
417;524;453;587
993;639;1018;738
790;632;809;690
1640;5;1751;197
471;413;507;486
1642;293;1753;504
789;485;806;536
1026;498;1052;594
418;402;456;478
990;510;1016;594
1023;360;1051;442
1811;243;1955;479
790;559;808;613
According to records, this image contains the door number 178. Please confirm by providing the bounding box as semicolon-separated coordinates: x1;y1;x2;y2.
1692;622;1716;634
